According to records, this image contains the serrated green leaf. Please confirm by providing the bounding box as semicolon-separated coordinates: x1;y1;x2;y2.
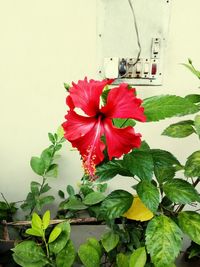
146;215;182;267
136;181;159;213
42;210;50;230
45;164;58;178
163;179;200;204
48;227;62;243
151;149;182;183
116;253;129;267
30;157;45;176
49;222;70;254
143;95;199;122
185;94;200;104
83;192;106;205
162;120;195;138
101;231;119;252
129;247;147;267
61;196;87;210
100;190;133;220
124;150;154;181
78;243;100;267
194;115;200;137
113;118;136;128
178;211;200;245
185;151;200;177
12;240;46;263
56;240;75;267
96;160;131;182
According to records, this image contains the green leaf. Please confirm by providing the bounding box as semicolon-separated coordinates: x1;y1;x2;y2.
78;243;100;267
56;240;75;267
96;160;131;182
12;240;46;263
185;94;200;104
182;62;200;79
143;95;199;122
25;228;43;237
83;192;106;205
30;157;45;176
146;215;182;267
185;151;200;177
136;181;160;213
39;196;55;208
40;183;51;194
129;247;147;267
116;253;129;267
113;118;136;128
31;212;42;230
151;149;182;183
96;183;108;193
57;125;65;140
87;238;102;257
41;148;52;168
124;151;154;181
61;196;87;210
163;179;200;204
58;190;65;199
101;231;119;252
194;115;200;137
178;211;200;245
49;222;71;254
66;185;75;196
48;132;55;144
100;190;133;220
48;227;62;243
162;120;195;138
42;210;50;230
45;164;58;178
31;181;40;195
13;254;48;267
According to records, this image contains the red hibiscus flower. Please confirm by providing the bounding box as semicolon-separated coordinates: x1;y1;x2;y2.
62;77;146;179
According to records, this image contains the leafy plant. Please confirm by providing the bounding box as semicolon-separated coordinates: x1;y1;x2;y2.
21;127;65;218
12;210;76;267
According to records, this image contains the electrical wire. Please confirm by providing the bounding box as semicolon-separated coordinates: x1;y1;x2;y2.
119;0;142;78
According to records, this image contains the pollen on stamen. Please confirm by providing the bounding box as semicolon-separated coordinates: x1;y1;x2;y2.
81;147;98;181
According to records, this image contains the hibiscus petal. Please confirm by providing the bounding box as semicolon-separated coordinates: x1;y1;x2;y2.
66;95;75;110
62;110;96;141
70;117;105;177
103;118;142;160
69;77;113;117
101;83;146;122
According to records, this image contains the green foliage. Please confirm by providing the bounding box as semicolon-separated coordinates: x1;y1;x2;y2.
146;215;182;267
162;120;195;138
116;253;129;267
163;179;200;204
136;181;160;213
182;58;200;79
143;95;199;122
178;211;200;245
129;247;147;267
100;190;133;220
101;231;120;252
83;191;106;205
185;151;200;177
13;211;75;267
113;118;136;128
78;243;100;267
0;194;17;221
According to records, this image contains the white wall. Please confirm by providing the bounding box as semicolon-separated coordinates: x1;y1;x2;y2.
0;1;200;208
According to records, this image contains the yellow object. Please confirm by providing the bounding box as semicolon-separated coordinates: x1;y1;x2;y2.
124;196;154;222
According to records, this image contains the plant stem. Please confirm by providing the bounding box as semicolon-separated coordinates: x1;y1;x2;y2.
1;193;11;209
43;231;50;258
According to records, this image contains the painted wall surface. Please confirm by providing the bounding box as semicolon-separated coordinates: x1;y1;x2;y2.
0;0;200;208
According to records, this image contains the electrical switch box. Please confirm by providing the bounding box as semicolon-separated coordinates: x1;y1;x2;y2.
97;0;171;86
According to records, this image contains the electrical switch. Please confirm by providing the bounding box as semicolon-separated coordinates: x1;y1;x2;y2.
136;62;142;74
151;63;157;75
144;63;149;74
153;42;160;54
